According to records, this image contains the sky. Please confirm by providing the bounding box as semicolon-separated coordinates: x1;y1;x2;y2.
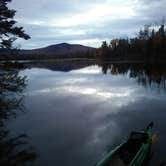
10;0;166;49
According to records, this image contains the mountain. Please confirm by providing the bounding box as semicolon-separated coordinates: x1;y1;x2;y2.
0;43;96;60
20;43;95;55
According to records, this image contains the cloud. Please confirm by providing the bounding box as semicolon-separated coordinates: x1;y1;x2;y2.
9;0;166;49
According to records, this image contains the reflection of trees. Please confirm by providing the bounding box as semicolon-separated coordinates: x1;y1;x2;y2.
0;64;37;166
100;63;166;89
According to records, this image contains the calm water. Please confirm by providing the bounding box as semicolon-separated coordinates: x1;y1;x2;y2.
2;60;166;165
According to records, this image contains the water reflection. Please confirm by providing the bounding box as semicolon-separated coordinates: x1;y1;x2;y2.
19;60;166;90
99;63;166;90
0;64;37;165
3;60;166;166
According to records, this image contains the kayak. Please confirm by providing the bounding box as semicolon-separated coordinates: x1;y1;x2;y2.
96;122;155;166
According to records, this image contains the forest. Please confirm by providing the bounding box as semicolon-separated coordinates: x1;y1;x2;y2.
98;23;166;61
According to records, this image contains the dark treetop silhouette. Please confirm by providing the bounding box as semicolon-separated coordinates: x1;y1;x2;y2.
99;24;166;61
0;0;30;49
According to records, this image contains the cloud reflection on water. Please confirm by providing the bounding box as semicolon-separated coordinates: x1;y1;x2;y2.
10;63;166;166
24;66;138;110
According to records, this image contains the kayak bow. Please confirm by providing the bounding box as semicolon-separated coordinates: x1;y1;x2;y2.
96;122;154;166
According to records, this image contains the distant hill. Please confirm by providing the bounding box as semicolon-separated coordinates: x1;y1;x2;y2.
20;43;95;55
0;43;96;60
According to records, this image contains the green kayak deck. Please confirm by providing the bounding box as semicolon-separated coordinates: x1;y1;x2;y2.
96;122;153;166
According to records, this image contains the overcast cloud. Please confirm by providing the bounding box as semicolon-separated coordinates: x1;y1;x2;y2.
10;0;166;49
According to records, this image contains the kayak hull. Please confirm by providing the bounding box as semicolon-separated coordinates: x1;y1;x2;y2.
96;123;153;166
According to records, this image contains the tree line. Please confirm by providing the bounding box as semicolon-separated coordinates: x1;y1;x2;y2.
98;23;166;61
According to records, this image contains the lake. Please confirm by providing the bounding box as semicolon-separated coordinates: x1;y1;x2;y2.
1;60;166;165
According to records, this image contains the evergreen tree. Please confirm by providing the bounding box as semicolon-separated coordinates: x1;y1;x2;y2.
101;41;110;59
0;0;30;49
159;24;165;54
